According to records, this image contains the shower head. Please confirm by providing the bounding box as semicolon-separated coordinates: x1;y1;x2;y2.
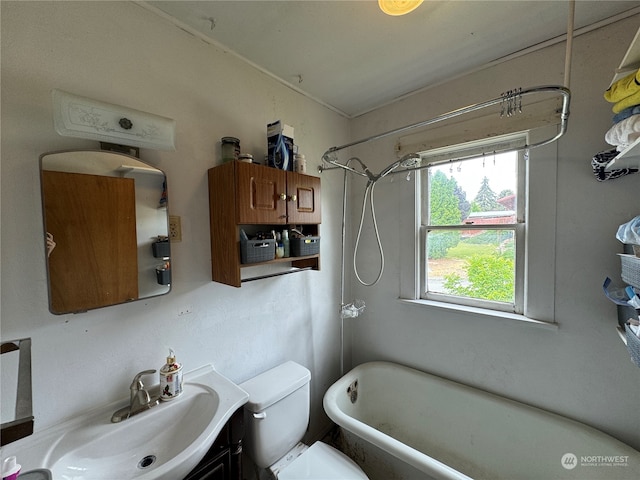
378;153;422;179
399;152;421;167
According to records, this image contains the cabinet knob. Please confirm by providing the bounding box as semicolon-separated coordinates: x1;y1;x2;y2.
279;193;287;201
288;194;297;202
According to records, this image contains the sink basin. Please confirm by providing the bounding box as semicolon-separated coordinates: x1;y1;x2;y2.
1;365;248;479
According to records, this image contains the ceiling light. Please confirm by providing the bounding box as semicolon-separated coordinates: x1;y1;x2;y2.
378;0;424;16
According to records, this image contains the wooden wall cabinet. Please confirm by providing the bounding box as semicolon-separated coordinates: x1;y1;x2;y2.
208;161;321;287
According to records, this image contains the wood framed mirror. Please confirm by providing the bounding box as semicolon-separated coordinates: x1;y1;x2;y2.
40;150;171;314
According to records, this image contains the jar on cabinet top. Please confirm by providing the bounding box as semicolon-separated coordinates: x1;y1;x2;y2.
221;137;240;163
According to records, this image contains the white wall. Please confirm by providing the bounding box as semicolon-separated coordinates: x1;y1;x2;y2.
0;0;349;445
3;0;639;468
347;16;640;450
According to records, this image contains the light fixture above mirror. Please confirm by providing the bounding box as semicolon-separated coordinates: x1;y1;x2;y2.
52;89;176;151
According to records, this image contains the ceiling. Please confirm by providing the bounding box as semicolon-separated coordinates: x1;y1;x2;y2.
145;1;640;118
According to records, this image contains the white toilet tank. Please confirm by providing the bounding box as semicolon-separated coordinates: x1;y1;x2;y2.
240;361;311;468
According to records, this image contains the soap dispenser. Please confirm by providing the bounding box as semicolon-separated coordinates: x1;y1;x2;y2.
159;349;183;401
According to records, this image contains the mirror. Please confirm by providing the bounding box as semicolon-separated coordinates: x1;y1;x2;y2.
40;150;171;314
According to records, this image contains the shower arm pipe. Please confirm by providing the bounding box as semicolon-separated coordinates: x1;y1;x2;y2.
320;84;570;172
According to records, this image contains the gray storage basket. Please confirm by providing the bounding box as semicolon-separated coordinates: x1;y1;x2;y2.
619;254;640;289
241;239;275;264
290;236;320;256
625;324;640;367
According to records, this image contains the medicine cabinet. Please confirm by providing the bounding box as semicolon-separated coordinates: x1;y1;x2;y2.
208;161;321;287
40;150;171;314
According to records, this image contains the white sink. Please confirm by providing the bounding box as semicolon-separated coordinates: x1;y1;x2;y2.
2;365;248;480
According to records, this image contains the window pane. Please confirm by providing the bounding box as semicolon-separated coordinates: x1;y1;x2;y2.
426;228;516;303
427;152;518;227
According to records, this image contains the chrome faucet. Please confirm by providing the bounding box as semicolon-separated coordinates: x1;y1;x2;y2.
111;370;160;423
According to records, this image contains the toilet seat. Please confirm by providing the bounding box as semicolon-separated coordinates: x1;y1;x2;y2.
277;442;369;480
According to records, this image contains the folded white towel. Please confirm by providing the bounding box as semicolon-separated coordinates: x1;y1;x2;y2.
605;114;640;147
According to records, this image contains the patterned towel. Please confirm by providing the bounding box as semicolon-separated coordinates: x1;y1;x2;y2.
591;148;638;181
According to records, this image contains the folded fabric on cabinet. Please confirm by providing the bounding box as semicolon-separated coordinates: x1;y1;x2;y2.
605;114;640;148
605;69;640;103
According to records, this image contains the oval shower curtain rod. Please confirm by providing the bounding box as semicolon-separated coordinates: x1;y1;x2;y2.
319;84;571;175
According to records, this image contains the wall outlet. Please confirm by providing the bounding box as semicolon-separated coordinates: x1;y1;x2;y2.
169;215;182;242
178;304;193;316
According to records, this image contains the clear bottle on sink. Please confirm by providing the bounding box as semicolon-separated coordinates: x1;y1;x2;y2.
282;229;290;257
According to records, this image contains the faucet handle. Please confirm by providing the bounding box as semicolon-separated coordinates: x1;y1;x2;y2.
131;369;157;389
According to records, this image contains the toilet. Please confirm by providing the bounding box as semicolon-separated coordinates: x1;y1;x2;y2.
240;361;369;480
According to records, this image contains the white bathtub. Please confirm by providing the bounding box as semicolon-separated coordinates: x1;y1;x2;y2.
323;361;640;480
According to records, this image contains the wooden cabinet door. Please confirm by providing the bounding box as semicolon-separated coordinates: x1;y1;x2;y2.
43;171;138;313
235;162;287;224
286;171;321;224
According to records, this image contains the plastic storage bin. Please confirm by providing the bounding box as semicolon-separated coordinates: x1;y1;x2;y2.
156;265;171;285
625;324;640;367
241;239;276;264
290;236;320;257
152;240;170;258
619;254;640;289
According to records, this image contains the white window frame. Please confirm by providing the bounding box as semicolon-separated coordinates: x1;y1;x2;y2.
398;126;558;326
421;146;526;313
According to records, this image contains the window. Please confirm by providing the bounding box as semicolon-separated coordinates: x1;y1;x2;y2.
421;147;525;313
398;126;557;324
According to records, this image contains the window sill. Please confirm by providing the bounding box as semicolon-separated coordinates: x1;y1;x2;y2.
398;298;558;331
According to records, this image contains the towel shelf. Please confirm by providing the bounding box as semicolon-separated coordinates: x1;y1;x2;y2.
605;27;640;172
605;137;640;172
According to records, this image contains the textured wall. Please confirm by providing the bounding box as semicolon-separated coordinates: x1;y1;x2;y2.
0;0;349;444
348;15;640;451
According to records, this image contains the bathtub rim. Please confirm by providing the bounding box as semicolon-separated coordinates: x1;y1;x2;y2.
323;361;473;480
323;361;640;480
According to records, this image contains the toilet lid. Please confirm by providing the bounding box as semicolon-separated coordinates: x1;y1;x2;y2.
278;442;369;480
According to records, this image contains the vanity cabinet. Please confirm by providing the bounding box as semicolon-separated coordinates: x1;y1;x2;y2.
208;161;321;287
183;409;244;480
